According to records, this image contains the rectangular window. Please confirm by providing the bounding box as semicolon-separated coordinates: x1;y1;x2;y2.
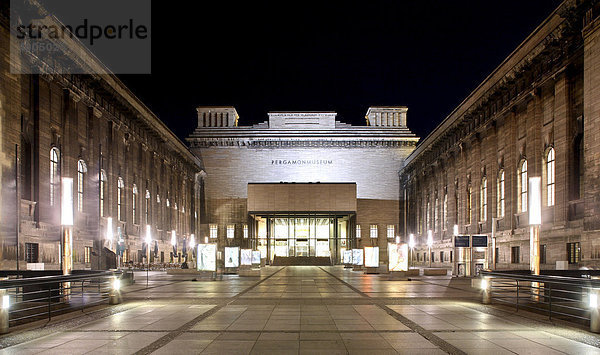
227;224;235;239
84;246;92;263
370;225;378;239
25;243;39;263
540;244;547;265
511;246;520;264
567;242;580;264
495;247;499;264
387;225;395;239
356;225;361;239
209;224;218;239
243;224;248;239
450;250;453;263
440;251;444;262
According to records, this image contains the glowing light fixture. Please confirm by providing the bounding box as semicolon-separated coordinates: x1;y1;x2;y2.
453;224;459;236
61;178;74;226
189;234;195;248
409;234;415;249
591;292;599;308
145;225;152;245
528;177;542;225
106;217;113;241
171;230;177;246
427;230;433;247
113;278;121;291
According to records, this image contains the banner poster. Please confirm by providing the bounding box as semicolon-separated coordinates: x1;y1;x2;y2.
225;247;240;268
352;249;363;266
252;251;261;265
388;243;409;272
343;250;353;264
241;249;252;266
364;246;379;268
196;244;217;271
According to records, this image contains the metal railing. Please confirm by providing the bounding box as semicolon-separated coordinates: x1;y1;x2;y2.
480;270;600;324
0;271;122;327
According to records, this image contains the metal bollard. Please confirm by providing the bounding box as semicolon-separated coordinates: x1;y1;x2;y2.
471;276;491;305
0;289;9;334
109;278;122;305
590;288;600;333
482;277;491;305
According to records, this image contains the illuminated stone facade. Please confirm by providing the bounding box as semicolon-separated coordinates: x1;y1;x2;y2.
399;1;600;271
188;108;418;263
0;4;203;270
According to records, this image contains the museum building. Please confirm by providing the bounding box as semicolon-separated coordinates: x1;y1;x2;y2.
0;2;204;270
188;107;418;264
399;0;600;271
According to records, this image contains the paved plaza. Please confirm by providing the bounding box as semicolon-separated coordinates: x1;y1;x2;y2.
1;266;600;354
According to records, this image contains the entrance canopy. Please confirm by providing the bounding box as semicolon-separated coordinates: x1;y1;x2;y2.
247;182;357;213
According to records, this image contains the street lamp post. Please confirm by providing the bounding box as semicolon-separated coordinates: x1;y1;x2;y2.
529;177;542;301
453;225;459;276
61;178;74;276
171;230;177;264
427;230;433;268
106;217;113;252
145;225;151;288
189;234;196;268
408;234;415;269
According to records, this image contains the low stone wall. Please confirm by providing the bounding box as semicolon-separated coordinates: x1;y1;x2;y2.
424;268;448;276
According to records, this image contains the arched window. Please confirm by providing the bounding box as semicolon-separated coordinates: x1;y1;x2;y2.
50;147;60;206
77;160;87;212
132;184;138;224
480;177;487;222
518;160;528;213
117;177;124;221
546;148;555;206
100;170;106;217
497;170;505;218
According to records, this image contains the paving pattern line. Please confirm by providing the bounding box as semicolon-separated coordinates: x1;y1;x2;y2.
0;274;200;349
318;266;466;355
134;266;286;355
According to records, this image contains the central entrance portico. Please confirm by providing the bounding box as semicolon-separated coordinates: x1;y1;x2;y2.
247;183;356;264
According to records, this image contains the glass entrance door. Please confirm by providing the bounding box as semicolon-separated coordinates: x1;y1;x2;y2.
262;214;352;262
296;240;308;256
274;240;288;256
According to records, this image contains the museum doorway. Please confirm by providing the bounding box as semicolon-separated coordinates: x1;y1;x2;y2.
249;213;355;264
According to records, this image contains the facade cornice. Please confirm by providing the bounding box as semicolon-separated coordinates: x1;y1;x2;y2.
189;137;418;149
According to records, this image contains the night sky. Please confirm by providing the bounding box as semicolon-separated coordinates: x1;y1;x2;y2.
117;1;564;142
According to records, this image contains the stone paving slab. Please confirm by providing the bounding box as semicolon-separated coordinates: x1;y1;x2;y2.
0;266;599;354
